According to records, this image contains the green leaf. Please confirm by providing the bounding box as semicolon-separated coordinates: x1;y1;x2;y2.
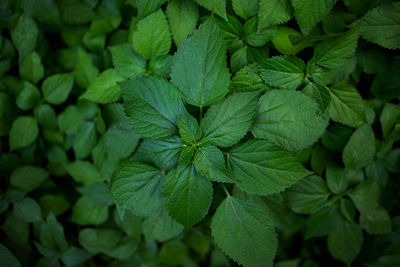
170;18;230;107
252;90;329;151
360;205;392;234
201;91;258;147
143;208;184;242
147;55;173;78
65;161;104;186
326;163;348;194
39;214;68;251
193;0;227;20
284;175;330;214
121;76;184;139
343;124;375;169
166;0;199;46
34;104;57;130
194;145;232;183
16;82;41;111
74;49;99;89
109;44;146;78
111;162;164;217
228;140;311;195
0;243;21;267
371;61;400;101
327;81;365;128
13;197;42;223
305;204;343;239
380;103;400;140
230;64;267;92
303;82;331;111
71;196;109;225
211;197;277;267
9;116;39;151
348;179;380;214
77;183;113;207
80;69;125;104
104;124;139;160
73;121;97;159
11;14;38;60
232;0;258;19
134;136;184;170
272;26;308;55
340;198;355;222
10;166;48;192
258;0;292;29
178;111;201;144
292;0;337;35
360;2;400;49
244;17;276;47
42;73;74;105
19;51;44;84
314;27;359;69
327;221;363;265
162;164;213;227
58;106;83;135
132;9;171;59
79;228;122;254
321;123;353;152
60;246;91;267
136;0;168;18
259;56;305;90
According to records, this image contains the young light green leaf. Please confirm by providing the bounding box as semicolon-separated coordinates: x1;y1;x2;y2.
0;243;21;267
9;116;39;151
259;56;305;90
211;197;277;267
305;204;343;239
252;90;329;152
327;221;363;265
134;136;184;171
314;27;359;69
13;197;42;223
111;162;164;218
42;73;74;105
193;0;227;20
258;0;292;29
162;164;213;227
292;0;337;35
170;18;230;107
328;81;365;128
80;69;125;104
109;44;146;79
71;196;109;225
65;161;104;186
303;82;331;111
121;76;184;139
284;175;330;214
194;145;232;183
19;51;44;84
10;166;48;192
201;91;258;147
178;111;201;144
232;0;258;19
360;2;400;49
132;9;171;59
143;208;184;242
228;140;311;195
343;124;375;169
166;0;199;46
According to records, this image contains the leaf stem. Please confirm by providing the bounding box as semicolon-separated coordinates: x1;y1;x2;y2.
199;105;203;120
221;184;231;197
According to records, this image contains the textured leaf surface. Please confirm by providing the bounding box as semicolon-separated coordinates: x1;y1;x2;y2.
109;44;146;78
292;0;337;35
201;91;258;147
211;197;277;267
305;204;343;239
194;145;232;183
314;28;359;69
258;0;292;29
259;56;305;90
143;208;184;242
166;0;198;46
360;3;400;49
327;221;363;265
111;162;164;217
303;82;331;111
232;0;258;19
178;111;201;144
193;0;227;20
170;18;230;107
343;124;375;169
328;81;365;128
71;196;108;225
285;175;330;214
132;9;171;59
252;90;329;151
121;76;184;139
228;140;311;195
162;164;213;227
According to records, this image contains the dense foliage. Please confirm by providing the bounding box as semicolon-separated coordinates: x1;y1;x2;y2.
1;0;400;266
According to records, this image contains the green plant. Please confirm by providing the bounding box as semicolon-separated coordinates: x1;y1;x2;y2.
1;0;400;267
